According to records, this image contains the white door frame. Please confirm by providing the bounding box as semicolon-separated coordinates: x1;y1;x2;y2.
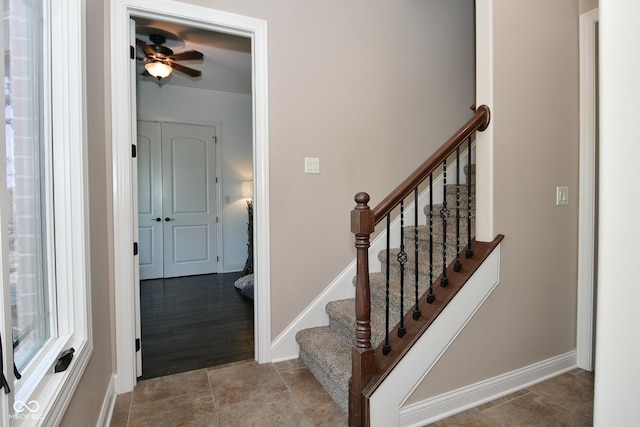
577;8;599;370
110;0;271;393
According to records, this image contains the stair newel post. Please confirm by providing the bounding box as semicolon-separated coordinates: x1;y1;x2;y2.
466;136;474;259
454;148;462;272
350;192;376;427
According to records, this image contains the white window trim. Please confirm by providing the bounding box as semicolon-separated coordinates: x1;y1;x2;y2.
0;0;93;425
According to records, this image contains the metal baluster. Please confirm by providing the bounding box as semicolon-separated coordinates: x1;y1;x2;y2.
454;148;462;272
383;214;391;355
466;136;474;259
397;201;406;338
413;188;422;319
427;174;435;304
440;159;450;287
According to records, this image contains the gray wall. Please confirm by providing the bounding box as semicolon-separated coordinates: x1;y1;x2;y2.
65;0;479;423
176;0;477;339
61;0;115;422
407;0;580;404
579;0;598;14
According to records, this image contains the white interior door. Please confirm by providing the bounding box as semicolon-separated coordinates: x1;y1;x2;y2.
137;121;163;280
162;122;218;278
137;121;218;279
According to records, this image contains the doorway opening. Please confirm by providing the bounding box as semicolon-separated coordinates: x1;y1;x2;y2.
110;0;271;394
133;19;255;379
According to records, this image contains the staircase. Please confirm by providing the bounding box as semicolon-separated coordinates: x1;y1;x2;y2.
295;164;477;413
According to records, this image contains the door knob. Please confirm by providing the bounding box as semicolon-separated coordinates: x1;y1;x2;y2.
152;217;161;222
165;217;175;222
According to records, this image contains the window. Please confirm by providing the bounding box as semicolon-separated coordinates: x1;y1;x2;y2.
6;0;50;375
0;0;91;425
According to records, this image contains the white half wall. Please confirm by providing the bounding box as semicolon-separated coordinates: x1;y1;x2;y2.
370;245;502;426
137;82;253;272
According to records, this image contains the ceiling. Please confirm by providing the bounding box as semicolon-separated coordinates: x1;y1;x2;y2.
134;17;252;94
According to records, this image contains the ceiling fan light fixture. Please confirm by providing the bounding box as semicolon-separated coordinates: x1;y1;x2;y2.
145;61;172;80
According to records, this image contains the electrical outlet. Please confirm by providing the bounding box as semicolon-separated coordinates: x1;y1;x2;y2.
556;186;569;205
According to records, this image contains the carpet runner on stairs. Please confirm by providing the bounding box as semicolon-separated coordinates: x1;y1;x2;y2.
296;165;476;412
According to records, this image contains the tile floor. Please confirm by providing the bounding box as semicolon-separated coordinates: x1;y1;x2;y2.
431;368;594;426
110;361;593;427
109;358;346;427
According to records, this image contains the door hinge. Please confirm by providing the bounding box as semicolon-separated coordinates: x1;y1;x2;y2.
213;136;217;143
135;338;141;352
217;256;219;262
216;217;219;223
133;242;138;256
215;177;218;183
130;45;135;60
132;144;137;158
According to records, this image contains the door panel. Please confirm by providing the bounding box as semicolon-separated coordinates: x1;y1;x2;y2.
172;225;210;262
162;122;217;277
137;121;163;280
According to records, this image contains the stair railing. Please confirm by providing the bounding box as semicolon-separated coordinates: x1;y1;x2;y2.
349;105;490;426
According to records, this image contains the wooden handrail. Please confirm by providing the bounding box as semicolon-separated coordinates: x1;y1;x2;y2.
372;105;490;224
349;105;491;426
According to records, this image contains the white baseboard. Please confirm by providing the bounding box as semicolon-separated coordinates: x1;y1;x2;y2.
270;260;357;361
399;351;577;426
96;374;117;427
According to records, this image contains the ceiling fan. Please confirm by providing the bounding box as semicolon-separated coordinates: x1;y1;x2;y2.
137;34;203;80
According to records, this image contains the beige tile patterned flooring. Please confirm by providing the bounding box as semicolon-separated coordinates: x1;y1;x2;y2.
431;368;594;426
109;358;347;426
110;361;593;427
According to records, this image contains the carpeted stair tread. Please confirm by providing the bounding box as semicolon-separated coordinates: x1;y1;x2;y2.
296;326;351;412
423;204;473;223
403;223;476;244
368;272;436;322
444;183;475;200
326;298;387;348
295;164;476;414
379;247;456;270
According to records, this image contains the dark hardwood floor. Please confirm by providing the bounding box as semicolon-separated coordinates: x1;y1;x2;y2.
139;272;254;380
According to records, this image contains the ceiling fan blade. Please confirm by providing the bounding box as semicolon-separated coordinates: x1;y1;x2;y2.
171;62;201;78
168;50;203;61
136;39;156;58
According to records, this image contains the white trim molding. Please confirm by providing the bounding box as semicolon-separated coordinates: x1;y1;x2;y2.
110;0;270;393
399;351;577;426
96;375;117;427
577;7;599;371
474;0;495;242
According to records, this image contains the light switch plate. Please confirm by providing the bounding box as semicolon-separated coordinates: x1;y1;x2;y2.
556;186;569;205
305;157;320;174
